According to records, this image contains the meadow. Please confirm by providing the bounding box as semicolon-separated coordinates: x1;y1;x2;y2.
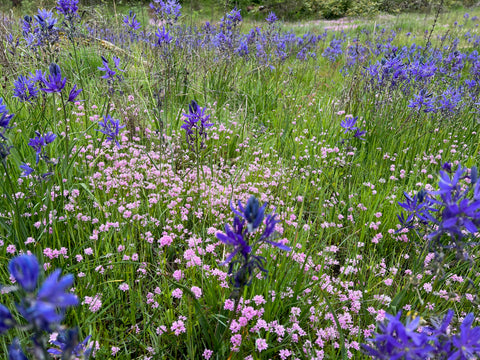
1;0;480;359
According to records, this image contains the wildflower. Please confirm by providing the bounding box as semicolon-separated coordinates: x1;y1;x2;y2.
13;75;38;103
266;12;278;24
362;311;434;359
216;195;290;291
123;11;141;31
150;0;181;24
9;255;39;292
48;328;92;358
230;196;267;233
0;305;14;334
98;56;116;80
408;89;436;113
340;116;358;133
28;131;56;164
155;26;173;45
354;128;366;140
20;269;78;331
67;84;82;103
41;63;66;94
96;115;125;148
0;97;14;130
8;338;28;360
0;143;12;161
181;100;213;149
56;0;79;17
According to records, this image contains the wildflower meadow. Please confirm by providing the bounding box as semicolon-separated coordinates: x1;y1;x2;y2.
1;0;480;358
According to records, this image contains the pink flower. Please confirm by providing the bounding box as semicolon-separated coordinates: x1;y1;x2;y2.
172;288;183;299
111;347;120;356
256;338;268;352
202;349;213;359
171;320;186;336
384;278;393;286
119;283;130;291
160;235;173;247
191;286;202;299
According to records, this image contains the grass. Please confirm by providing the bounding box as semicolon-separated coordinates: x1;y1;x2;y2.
0;2;480;359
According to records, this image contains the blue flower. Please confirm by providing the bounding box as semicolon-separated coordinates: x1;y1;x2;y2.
0;304;14;334
450;313;480;359
48;328;92;358
340;116;358;133
28;132;56;164
41;63;66;94
96;115;125;148
216;216;251;265
181;100;213;149
9;255;39;292
20;269;78;331
155;26;173;45
123;11;141;31
13;75;38;103
56;0;79;17
266;12;278;24
67;84;82;103
230;196;267;233
362;311;434;359
8;338;28;360
0;97;14;130
20;163;35;177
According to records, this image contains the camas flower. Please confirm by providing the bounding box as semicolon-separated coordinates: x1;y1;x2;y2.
56;0;79;17
340;116;358;133
13;75;39;102
8;338;28;360
123;11;141;31
9;255;39;292
48;328;92;358
0;305;14;334
181;100;213;149
96;115;125;148
41;63;66;94
0;97;14;130
19;269;78;331
67;84;82;102
28;131;57;164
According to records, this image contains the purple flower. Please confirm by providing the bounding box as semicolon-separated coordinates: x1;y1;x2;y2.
230;196;267;232
216;216;251;265
340;116;358;133
56;0;79;17
353;128;366;140
155;26;173;45
96;115;125;148
98;56;116;80
0;98;14;130
41;63;66;93
266;12;278;24
362;311;434;359
20;163;35;177
20;269;78;331
181;100;213;149
48;329;92;358
449;313;480;359
0;304;14;334
13;75;38;102
67;84;82;102
8;255;39;292
123;11;141;31
8;338;28;360
28;131;56;164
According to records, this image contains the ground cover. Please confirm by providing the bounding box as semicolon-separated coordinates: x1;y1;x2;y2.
1;1;480;359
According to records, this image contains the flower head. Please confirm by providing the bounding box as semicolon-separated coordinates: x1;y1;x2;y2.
96;115;125;148
8;255;39;292
340;116;358;133
123;11;141;31
13;75;38;103
41;63;66;93
56;0;79;17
